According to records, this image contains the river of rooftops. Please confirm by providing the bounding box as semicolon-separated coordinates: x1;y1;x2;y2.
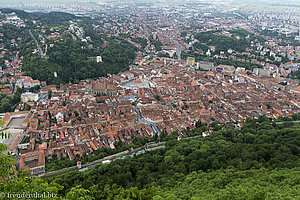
11;56;299;163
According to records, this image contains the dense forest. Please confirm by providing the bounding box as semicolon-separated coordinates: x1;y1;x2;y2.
0;8;78;26
149;37;163;51
0;87;23;113
193;29;266;54
130;37;148;49
194;31;250;53
41;115;300;199
22;39;137;84
109;168;299;200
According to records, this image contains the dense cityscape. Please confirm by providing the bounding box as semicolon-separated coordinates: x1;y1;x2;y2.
0;0;299;199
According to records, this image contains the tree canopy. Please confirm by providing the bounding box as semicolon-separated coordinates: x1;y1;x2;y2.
22;39;137;84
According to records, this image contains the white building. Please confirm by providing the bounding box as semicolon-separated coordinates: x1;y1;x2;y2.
235;67;246;74
16;76;40;89
21;92;39;102
96;56;103;63
55;112;64;121
206;49;211;57
253;68;271;77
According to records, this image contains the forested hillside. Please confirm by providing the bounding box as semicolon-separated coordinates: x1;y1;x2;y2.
110;168;299;200
0;9;138;84
193;30;262;53
0;8;78;26
43;116;300;199
22;39;137;84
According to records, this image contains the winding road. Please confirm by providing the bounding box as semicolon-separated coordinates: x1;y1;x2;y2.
29;29;44;58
